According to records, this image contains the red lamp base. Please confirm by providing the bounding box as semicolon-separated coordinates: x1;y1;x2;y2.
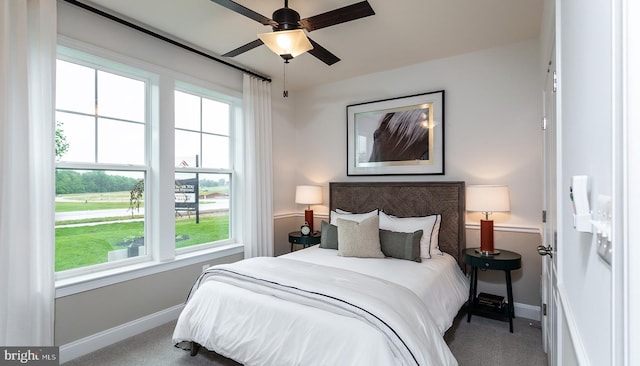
304;209;314;233
479;219;499;255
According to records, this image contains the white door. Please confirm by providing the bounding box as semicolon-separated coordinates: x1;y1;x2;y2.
540;49;558;366
540;57;557;365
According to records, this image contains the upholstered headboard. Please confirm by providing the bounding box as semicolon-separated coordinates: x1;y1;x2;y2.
329;181;466;269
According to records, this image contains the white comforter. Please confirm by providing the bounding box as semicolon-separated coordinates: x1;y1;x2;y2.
282;246;469;335
173;248;468;366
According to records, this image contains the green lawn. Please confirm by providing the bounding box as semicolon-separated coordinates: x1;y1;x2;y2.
55;215;229;271
55;201;137;212
55;191;133;212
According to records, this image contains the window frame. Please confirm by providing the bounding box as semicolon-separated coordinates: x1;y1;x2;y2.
173;80;241;255
54;37;244;292
55;46;153;280
173;83;237;254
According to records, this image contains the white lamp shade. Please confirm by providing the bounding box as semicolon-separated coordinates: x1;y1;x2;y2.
258;29;313;58
295;185;322;205
466;185;511;212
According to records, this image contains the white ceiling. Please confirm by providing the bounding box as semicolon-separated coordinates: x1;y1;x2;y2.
80;0;543;92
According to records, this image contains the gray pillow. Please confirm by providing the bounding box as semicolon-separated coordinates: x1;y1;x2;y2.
319;221;338;249
379;229;423;262
337;216;385;258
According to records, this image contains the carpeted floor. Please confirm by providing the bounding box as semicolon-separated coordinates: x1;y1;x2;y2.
445;313;547;366
62;312;547;366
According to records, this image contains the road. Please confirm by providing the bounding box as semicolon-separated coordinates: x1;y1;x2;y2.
55;200;229;221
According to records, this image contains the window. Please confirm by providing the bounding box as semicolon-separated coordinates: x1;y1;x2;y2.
174;89;233;252
55;169;146;272
56;60;146;164
54;43;242;281
55;52;150;276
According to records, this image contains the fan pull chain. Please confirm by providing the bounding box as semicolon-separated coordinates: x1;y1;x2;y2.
283;60;289;98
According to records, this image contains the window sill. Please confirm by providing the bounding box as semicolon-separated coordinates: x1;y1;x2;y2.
55;243;244;298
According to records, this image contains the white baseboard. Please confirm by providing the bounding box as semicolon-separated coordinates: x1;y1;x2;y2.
59;304;184;364
515;302;541;322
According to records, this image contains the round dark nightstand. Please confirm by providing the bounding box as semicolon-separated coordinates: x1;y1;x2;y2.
464;248;522;333
288;231;321;252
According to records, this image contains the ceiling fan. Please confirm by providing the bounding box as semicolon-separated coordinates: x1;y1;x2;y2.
210;0;375;65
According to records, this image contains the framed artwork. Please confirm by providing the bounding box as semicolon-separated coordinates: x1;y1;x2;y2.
347;90;445;176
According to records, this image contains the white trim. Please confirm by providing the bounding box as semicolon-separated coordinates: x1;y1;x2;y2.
55;243;243;297
278;212;542;235
557;283;590;366
58;304;184;363
515;302;541;322
273;212;298;220
623;0;639;364
465;223;541;234
273;212;330;220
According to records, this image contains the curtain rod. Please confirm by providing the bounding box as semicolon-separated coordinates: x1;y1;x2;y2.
62;0;272;83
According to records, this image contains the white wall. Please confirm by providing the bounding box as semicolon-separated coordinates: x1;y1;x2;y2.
271;97;298;217
57;1;243;93
281;40;543;232
270;40;544;312
556;0;614;365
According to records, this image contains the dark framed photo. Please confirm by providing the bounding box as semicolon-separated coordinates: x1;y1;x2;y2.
346;90;445;176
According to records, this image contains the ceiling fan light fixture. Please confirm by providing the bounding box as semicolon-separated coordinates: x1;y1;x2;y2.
258;29;313;59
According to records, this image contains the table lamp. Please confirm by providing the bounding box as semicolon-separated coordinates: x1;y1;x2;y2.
466;185;511;255
295;185;322;233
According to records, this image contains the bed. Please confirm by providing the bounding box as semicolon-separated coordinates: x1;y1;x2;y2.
173;181;469;365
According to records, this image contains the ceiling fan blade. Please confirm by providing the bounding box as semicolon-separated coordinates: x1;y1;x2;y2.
306;38;340;65
299;1;375;32
209;0;276;27
222;39;264;57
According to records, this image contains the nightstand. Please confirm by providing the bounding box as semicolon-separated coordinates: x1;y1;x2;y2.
289;231;321;252
464;247;522;332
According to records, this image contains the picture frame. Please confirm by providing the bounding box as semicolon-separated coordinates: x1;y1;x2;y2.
347;90;445;176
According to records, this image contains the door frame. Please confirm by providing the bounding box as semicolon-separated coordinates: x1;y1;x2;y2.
541;48;558;366
620;0;639;363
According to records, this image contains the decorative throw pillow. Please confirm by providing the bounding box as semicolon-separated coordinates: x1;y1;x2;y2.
319;221;338;249
378;211;439;259
379;229;423;262
430;214;443;256
329;208;378;226
337;215;384;258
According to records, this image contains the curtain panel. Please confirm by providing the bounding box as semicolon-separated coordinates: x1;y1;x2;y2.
0;0;56;346
241;74;274;257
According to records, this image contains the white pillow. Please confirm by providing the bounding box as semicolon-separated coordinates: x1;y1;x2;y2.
378;211;441;259
336;216;385;258
329;208;378;225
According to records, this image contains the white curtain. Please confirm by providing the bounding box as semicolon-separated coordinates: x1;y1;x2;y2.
241;74;274;257
0;0;56;346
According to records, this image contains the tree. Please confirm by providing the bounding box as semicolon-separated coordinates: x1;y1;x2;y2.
129;179;144;217
55;121;69;160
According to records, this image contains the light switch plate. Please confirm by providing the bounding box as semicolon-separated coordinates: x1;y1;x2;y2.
593;194;612;265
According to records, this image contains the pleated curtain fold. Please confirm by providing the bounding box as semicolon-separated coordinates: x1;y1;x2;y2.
0;0;57;346
241;74;274;257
